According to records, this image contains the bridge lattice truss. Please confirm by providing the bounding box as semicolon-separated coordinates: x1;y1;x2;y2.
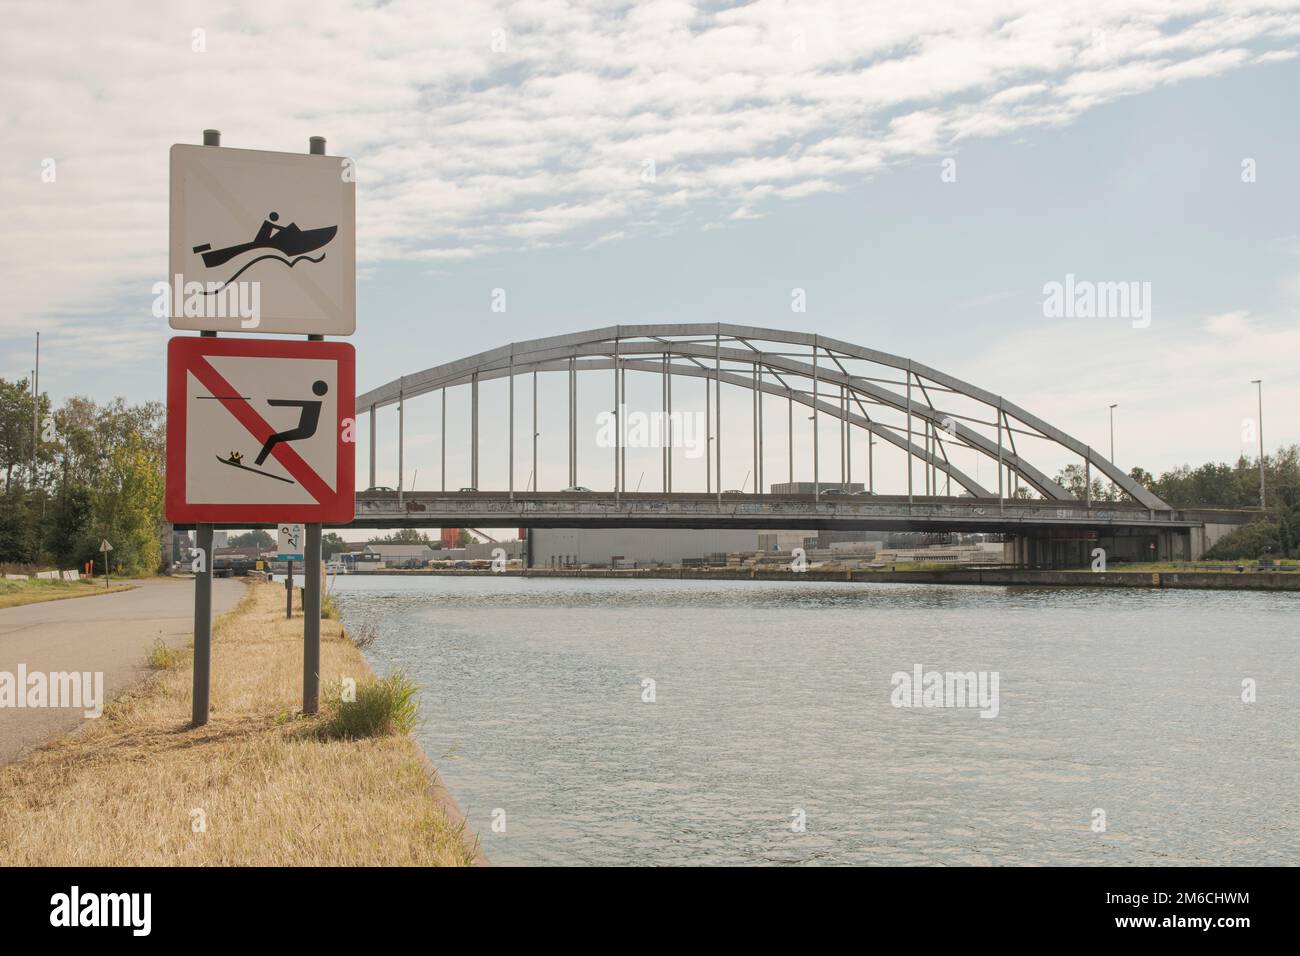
355;324;1169;510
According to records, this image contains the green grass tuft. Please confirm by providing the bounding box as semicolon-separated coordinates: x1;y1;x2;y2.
317;672;419;740
321;589;341;620
145;639;186;670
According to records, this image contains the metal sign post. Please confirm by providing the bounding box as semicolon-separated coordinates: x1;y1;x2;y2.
303;524;322;714
301;136;326;716
99;538;113;588
285;560;294;619
192;524;213;725
277;521;305;621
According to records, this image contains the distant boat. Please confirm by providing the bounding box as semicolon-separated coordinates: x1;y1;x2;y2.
193;223;337;269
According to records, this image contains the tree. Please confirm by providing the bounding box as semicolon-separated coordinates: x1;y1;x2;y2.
229;530;273;549
1128;466;1155;489
46;486;94;567
92;432;164;576
0;386;167;571
456;529;474;547
0;488;37;564
1053;465;1122;502
371;528;431;544
322;532;349;557
0;377;52;490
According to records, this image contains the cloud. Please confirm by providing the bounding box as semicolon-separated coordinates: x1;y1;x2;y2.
1204;310;1250;335
954;309;1297;474
2;0;1299;346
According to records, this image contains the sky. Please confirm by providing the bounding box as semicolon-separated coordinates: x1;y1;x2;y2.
2;0;1298;496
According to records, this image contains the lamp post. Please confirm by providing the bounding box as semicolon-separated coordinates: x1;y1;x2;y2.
1251;379;1264;509
1108;404;1118;463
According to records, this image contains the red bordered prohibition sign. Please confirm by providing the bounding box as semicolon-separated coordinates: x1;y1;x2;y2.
166;337;356;523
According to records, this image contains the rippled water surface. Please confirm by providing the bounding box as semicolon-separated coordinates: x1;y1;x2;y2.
332;575;1298;866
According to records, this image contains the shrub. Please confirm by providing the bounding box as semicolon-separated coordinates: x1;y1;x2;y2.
1203;519;1286;561
146;639;185;669
321;589;341;620
317;672;418;740
347;622;378;649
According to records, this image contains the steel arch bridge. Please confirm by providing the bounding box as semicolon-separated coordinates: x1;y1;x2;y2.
355;323;1169;513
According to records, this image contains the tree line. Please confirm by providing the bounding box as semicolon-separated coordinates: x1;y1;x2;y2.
223;528;472;554
1054;445;1300;559
0;376;165;576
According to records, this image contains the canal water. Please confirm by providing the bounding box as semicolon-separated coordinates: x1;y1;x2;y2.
331;575;1297;866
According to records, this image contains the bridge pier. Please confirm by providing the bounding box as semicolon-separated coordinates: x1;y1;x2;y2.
1006;527;1192;568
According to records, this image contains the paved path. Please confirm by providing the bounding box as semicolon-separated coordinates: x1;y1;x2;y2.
0;577;242;763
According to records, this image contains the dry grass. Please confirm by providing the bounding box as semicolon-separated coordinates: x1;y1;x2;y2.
0;581;477;866
0;578;134;609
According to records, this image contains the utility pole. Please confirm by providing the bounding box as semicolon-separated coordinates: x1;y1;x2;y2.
1251;380;1265;509
31;332;40;484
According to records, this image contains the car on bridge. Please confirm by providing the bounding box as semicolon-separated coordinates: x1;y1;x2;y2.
562;486;594;492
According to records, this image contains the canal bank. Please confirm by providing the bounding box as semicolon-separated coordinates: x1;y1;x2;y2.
0;581;483;866
350;566;1300;591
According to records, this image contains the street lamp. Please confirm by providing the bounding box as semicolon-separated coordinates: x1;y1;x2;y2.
1108;404;1118;463
1251;379;1264;509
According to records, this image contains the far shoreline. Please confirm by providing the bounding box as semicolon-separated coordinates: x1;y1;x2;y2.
335;565;1300;592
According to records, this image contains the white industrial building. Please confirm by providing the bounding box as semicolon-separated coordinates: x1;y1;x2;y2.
528;528;765;567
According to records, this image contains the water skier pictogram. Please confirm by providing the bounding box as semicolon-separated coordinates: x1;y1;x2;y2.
216;380;329;484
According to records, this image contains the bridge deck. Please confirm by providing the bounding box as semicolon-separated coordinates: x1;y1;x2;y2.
345;491;1230;532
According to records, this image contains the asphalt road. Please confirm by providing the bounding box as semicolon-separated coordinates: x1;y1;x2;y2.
0;577;242;763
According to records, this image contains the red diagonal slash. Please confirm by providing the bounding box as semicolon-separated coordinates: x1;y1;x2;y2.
187;356;335;504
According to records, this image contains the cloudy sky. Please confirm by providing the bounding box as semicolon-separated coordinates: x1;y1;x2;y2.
2;0;1298;491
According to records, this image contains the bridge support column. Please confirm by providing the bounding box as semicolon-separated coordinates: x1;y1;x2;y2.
666;352;673;493
706;374;712;493
868;435;874;493
996;399;1004;513
906;360;913;503
568;357;576;488
398;390;404;505
620;364;626;493
752;365;758;492
812;337;819;499
471;373;479;490
532;370;538;492
714;331;721;504
756;364;763;493
612;343;620;497
839;385;846;489
661;352;668;492
788;390;793;486
509;353;514;500
368;404;376;490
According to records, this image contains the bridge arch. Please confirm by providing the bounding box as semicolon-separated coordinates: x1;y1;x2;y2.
356;323;1169;510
